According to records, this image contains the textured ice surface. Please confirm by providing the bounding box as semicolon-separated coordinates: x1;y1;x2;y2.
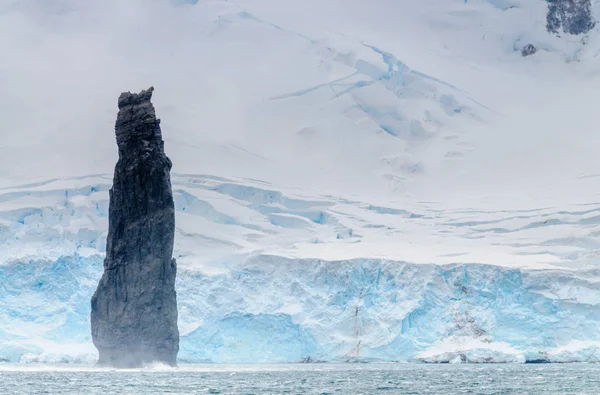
2;177;600;363
3;250;600;363
0;176;600;363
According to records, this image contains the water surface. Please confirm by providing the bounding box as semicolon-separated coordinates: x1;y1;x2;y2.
1;363;598;394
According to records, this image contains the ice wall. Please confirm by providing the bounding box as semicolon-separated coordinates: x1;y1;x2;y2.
2;253;600;364
2;175;600;364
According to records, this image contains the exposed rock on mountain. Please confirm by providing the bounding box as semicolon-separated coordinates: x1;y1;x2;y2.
546;0;596;35
521;44;538;56
90;87;179;368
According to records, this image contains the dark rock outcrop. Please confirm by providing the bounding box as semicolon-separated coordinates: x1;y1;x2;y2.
91;87;179;368
546;0;596;35
521;44;538;57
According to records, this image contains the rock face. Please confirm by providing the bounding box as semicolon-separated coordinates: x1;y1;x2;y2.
521;44;538;57
546;0;596;35
91;87;179;368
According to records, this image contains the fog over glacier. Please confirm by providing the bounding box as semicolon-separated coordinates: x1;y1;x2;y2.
2;0;600;363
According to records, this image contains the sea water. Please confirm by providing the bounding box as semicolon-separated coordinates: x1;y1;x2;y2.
1;363;598;394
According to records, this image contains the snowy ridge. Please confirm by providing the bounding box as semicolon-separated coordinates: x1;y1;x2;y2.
4;175;600;269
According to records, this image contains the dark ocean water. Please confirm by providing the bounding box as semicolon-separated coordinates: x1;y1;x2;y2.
1;363;599;394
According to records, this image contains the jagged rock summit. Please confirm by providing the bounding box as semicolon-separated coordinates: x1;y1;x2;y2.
91;87;179;368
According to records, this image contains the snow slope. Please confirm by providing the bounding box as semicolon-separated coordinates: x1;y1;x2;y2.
2;0;600;363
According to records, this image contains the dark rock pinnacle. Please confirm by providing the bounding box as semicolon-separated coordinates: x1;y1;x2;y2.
91;87;179;368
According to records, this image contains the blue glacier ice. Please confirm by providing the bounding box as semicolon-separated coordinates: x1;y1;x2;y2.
1;176;600;363
180;312;320;363
2;252;600;363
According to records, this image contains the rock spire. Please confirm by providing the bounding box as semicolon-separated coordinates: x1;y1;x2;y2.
91;87;179;368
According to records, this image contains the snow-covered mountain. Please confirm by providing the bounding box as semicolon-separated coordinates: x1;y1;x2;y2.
2;0;600;363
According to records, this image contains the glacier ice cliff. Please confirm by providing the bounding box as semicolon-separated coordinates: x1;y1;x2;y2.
2;253;600;364
90;87;179;367
1;173;600;364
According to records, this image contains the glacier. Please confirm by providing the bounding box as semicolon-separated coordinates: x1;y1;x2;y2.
2;176;600;364
3;251;600;364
